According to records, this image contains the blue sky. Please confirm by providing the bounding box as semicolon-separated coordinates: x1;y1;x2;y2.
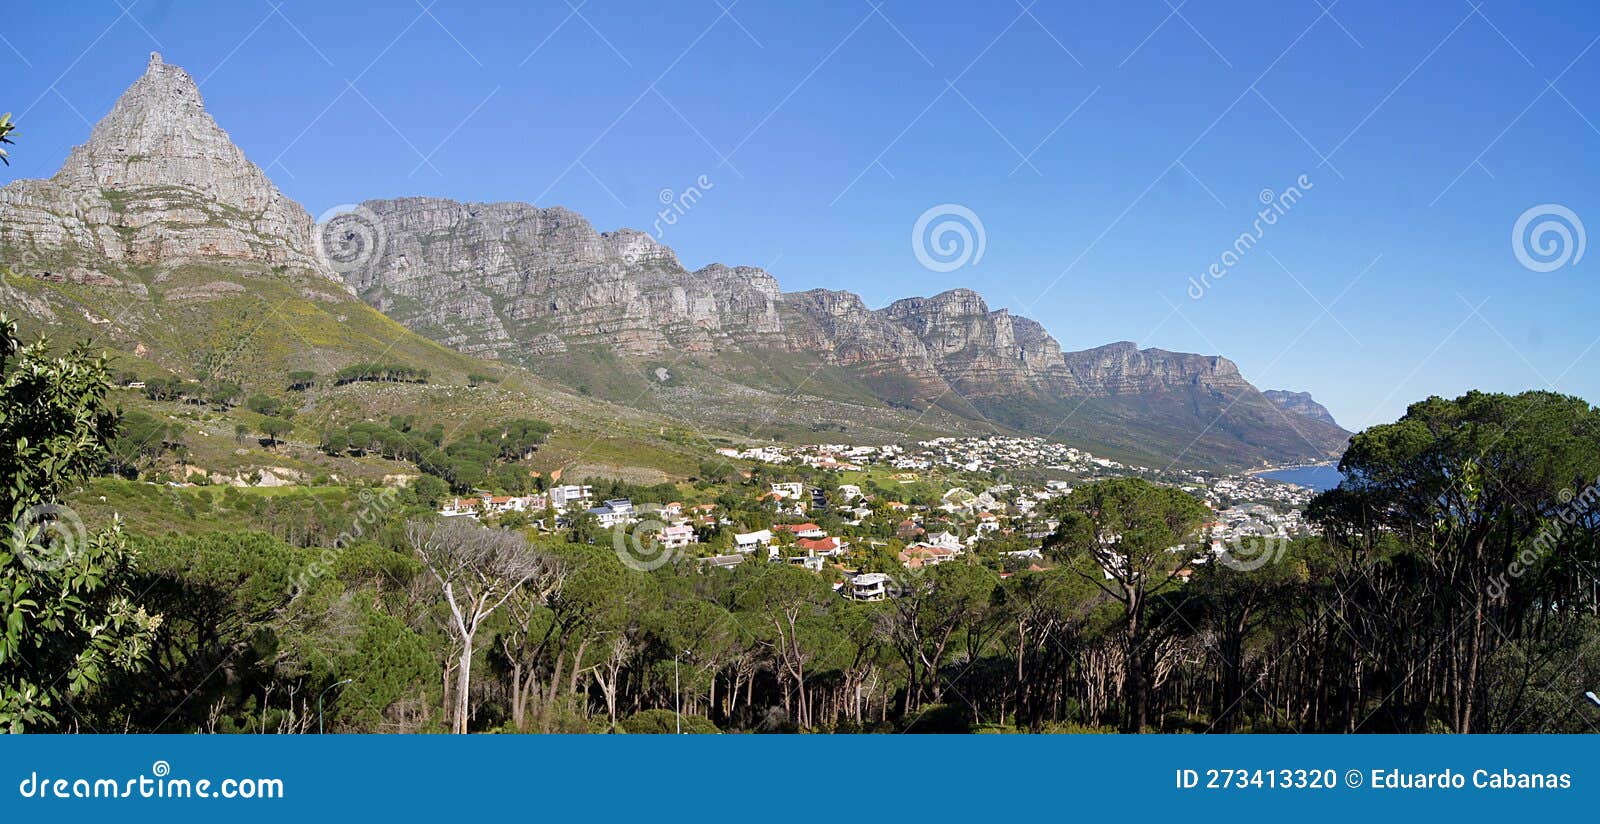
4;0;1598;431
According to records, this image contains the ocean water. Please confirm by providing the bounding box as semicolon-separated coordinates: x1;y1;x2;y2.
1259;464;1344;491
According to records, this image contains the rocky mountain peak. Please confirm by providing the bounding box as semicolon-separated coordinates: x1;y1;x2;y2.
1264;389;1342;428
0;53;341;285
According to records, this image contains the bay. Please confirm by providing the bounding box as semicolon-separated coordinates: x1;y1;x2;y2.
1259;463;1344;491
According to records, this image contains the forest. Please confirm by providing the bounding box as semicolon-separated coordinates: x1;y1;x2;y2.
4;315;1599;734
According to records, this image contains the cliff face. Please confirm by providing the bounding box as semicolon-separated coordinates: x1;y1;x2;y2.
1061;341;1251;396
0;52;343;287
1265;390;1343;428
877;289;1081;397
346;197;782;358
343;196;1350;467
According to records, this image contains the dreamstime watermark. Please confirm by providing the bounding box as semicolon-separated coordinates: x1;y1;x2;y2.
1511;204;1585;273
1214;515;1289;572
17;759;285;800
312;204;387;275
8;503;88;573
1488;475;1600;602
912;204;986;272
288;486;399;598
612;504;679;571
1187;174;1314;300
652;174;715;238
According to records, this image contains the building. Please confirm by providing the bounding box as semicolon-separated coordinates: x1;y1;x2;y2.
768;482;806;500
899;544;958;569
438;494;544;518
587;501;636;528
437;498;481;518
660;524;698;549
548;484;594;510
795;536;846;557
698;554;745;571
733;529;773;552
781;554;825;572
849;572;891;601
773;522;826;539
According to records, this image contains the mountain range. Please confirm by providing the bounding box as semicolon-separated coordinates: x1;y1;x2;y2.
0;53;1350;472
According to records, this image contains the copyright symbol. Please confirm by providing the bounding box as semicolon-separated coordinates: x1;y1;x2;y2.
1344;769;1363;788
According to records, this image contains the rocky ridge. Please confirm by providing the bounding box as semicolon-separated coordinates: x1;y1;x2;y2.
348;196;1351;467
1264;390;1343;428
0;52;344;289
345;197;781;358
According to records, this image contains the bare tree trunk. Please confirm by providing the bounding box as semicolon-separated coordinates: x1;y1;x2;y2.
454;633;474;734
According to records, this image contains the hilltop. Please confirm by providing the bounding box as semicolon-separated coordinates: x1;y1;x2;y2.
0;54;729;486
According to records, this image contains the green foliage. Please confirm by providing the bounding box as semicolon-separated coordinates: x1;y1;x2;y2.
322;416;551;494
619;708;720;734
106;409;186;477
0;315;159;731
9;372;1594;735
409;475;450;509
258;415;293;446
0;112;14;166
246;393;286;417
205;379;242;409
332;362;430;386
142;376;185;401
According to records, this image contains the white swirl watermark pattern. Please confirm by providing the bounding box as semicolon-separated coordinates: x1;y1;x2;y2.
9;502;87;573
612;508;677;571
1216;516;1288;572
1511;204;1585;272
912;204;986;272
313;204;387;275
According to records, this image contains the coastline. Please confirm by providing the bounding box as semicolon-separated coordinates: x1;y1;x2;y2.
1246;459;1339;477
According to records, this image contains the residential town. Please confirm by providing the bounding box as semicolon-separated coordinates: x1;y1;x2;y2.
437;437;1324;603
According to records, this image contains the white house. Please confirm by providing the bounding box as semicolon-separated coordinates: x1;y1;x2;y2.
781;554;824;572
660;524;698;549
733;529;773;553
548;484;594;510
587;502;636;528
769;482;805;500
849;572;891;601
